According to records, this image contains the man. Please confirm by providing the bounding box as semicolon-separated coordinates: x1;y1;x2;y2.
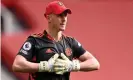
12;1;100;80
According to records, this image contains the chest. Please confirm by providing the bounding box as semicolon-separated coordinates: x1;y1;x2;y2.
35;39;73;62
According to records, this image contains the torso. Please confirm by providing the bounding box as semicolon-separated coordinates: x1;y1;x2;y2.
30;31;73;80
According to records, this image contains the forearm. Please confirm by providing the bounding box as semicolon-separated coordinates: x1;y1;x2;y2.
79;58;100;71
13;54;59;73
12;59;39;73
13;60;39;73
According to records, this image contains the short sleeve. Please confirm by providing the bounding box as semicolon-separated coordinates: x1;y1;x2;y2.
17;36;36;61
72;38;86;58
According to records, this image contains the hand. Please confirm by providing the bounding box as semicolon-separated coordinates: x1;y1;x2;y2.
38;54;59;72
54;53;80;74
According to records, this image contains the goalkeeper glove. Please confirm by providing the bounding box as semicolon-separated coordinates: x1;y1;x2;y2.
38;54;59;72
54;53;80;74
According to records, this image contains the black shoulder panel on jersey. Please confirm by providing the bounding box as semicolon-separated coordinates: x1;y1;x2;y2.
17;35;37;61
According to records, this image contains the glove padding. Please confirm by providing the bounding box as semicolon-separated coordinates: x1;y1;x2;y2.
54;53;80;74
38;54;59;72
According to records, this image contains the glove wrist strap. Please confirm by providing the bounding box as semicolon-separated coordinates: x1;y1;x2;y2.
72;60;80;71
38;61;49;72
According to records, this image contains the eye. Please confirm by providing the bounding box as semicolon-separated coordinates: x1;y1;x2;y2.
57;13;67;17
63;13;67;17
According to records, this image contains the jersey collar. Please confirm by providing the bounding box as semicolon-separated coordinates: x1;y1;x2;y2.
43;30;63;42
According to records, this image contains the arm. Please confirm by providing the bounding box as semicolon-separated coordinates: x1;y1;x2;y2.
54;52;100;74
12;36;59;73
72;38;100;71
12;37;38;73
54;38;100;74
12;55;39;73
79;51;100;71
12;54;59;73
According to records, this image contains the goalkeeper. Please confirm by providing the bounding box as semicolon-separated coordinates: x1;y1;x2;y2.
12;1;100;80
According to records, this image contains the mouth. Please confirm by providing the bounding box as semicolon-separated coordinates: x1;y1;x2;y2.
60;23;65;25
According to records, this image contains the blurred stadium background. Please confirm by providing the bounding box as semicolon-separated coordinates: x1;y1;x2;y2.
1;0;133;80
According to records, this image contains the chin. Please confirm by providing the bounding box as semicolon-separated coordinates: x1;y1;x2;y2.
59;28;65;31
59;27;66;31
59;25;66;31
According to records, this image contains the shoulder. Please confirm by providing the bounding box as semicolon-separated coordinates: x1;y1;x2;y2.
25;32;44;42
63;34;78;44
30;33;44;38
63;34;82;46
63;34;74;40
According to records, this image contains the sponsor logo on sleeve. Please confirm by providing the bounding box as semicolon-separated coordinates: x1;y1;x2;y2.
20;49;28;55
23;42;32;50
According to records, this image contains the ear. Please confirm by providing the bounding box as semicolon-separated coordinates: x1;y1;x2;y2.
46;15;52;23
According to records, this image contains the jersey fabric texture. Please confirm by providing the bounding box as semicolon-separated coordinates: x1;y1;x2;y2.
18;30;86;80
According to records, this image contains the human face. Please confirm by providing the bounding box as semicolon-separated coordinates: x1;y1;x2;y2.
48;11;68;31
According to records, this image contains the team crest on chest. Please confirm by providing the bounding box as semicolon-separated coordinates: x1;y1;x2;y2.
65;48;72;56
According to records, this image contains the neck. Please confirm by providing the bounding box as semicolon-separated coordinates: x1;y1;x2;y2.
46;25;62;42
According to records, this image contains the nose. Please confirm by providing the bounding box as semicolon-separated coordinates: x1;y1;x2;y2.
61;16;66;22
